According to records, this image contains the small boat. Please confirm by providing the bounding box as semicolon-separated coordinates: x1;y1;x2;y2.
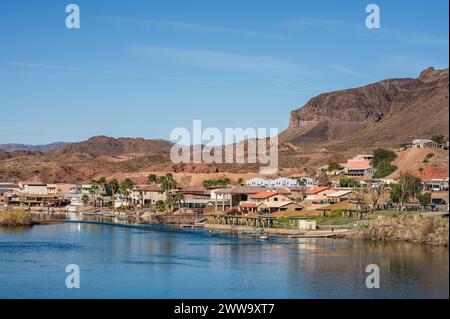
259;230;269;240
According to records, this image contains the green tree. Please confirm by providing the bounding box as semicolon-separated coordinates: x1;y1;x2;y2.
120;178;135;210
202;178;229;188
89;180;99;208
147;174;158;184
159;173;178;213
327;161;343;173
373;160;398;178
417;192;432;211
96;176;107;206
317;169;329;186
390;173;423;210
81;194;90;206
154;200;166;213
373;148;397;168
339;178;359;188
296;178;307;187
431;134;446;145
108;179;119;208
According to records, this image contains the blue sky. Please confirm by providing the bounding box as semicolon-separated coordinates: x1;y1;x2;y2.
0;0;448;145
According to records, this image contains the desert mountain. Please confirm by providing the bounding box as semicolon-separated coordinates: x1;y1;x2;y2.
51;136;173;157
0;67;448;183
281;67;449;151
0;142;68;152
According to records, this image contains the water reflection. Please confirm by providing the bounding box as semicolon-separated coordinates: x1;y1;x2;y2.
0;223;448;299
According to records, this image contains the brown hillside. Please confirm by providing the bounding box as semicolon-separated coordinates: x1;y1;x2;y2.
282;67;449;150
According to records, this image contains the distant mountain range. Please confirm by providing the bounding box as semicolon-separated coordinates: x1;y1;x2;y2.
0;142;69;152
0;67;448;183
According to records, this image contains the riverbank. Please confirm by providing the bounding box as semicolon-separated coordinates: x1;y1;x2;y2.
203;223;353;237
347;214;449;246
0;209;35;226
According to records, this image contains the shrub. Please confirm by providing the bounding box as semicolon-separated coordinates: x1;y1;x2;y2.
0;210;33;226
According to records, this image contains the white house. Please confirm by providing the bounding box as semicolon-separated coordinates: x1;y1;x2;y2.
246;177;310;188
19;182;48;195
412;139;438;148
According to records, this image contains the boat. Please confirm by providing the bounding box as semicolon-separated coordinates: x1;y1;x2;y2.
259;230;269;240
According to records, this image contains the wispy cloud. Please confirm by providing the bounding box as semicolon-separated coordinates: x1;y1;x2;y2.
103;15;290;40
329;64;369;78
2;62;82;71
129;45;310;74
283;18;449;46
2;61;148;78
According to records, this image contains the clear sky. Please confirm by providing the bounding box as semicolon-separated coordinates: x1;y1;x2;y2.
0;0;448;145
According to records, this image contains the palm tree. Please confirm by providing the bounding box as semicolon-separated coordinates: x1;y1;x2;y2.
159;173;177;213
108;179;119;209
89;180;99;207
173;193;185;213
96;177;107;207
154;200;166;213
296;178;306;187
81;194;90;206
147;174;158;184
120;178;135;210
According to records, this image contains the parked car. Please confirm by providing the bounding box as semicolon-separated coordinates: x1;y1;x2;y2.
431;198;447;205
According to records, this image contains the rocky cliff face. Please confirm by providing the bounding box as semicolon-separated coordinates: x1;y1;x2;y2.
284;67;449;149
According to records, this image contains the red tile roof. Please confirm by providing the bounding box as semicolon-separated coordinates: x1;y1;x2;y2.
305;186;331;195
250;191;279;199
345;159;372;169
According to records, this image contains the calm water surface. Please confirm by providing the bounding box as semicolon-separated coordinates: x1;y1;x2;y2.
0;223;448;298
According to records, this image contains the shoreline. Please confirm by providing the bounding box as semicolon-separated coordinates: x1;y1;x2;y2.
202;223;353;238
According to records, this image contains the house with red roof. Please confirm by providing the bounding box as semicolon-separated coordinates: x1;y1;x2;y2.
343;157;376;176
304;186;333;201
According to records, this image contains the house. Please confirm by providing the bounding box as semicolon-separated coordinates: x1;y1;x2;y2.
286;217;317;230
178;186;209;200
81;184;92;195
212;186;265;212
19;181;48;195
343;158;375;176
249;191;290;204
54;183;81;195
179;199;210;212
257;201;303;214
289;176;314;187
131;184;166;206
0;183;20;192
327;190;354;203
245;177;306;188
304;186;333;201
412;139;438;148
246;178;267;187
0;183;20;205
425;178;449;191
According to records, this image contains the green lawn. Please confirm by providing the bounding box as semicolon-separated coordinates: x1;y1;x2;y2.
276;210;417;228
